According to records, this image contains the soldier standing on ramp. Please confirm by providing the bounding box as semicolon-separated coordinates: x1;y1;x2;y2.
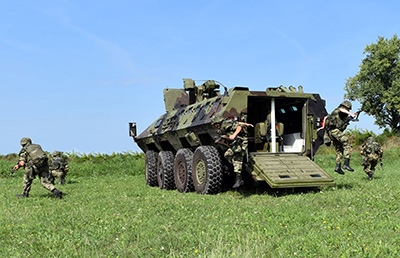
12;137;63;199
213;117;254;189
360;137;383;180
325;101;357;175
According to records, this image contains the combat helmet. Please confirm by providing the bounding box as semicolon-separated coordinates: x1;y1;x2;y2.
212;117;225;126
20;137;32;147
52;151;62;157
340;100;352;110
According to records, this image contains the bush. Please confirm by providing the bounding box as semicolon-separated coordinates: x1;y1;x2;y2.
346;128;376;146
0;151;145;178
65;150;144;163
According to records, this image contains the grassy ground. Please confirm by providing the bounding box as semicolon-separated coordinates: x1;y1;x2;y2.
0;148;399;257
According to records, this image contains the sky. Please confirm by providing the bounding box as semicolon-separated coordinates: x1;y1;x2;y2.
1;0;399;155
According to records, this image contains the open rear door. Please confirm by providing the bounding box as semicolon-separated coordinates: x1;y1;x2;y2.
248;153;335;188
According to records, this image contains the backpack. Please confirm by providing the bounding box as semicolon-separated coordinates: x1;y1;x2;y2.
325;108;348;131
221;119;235;133
365;142;381;154
25;144;48;167
50;157;65;170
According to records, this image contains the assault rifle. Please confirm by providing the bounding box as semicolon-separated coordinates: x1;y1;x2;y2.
8;161;19;178
214;135;247;148
9;167;17;178
380;158;384;170
8;168;16;178
214;135;231;148
340;109;363;128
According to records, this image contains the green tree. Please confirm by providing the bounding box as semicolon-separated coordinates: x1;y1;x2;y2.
345;35;400;132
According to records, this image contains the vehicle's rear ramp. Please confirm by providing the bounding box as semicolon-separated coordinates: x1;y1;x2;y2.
249;153;335;188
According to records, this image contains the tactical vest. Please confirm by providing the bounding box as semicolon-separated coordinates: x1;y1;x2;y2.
25;144;48;167
50;157;65;170
326;108;349;131
221;120;235;134
365;142;381;154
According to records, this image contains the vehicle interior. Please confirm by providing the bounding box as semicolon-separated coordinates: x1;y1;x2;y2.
247;96;307;153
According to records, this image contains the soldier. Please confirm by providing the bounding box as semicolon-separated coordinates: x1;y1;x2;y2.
360;137;383;180
325;100;357;175
12;137;63;199
213;117;254;189
49;151;69;185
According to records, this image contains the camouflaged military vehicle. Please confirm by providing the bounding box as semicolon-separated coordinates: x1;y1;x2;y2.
129;79;335;194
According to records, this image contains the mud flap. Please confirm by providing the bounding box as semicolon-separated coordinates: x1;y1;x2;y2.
248;153;335;188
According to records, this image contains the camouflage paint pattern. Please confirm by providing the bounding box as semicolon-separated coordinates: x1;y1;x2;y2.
130;79;335;189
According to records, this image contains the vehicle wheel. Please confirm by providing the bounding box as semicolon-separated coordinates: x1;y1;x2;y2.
174;148;194;193
157;151;176;190
192;146;223;194
145;150;158;187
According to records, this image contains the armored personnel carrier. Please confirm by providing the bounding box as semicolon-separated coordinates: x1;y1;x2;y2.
129;79;335;194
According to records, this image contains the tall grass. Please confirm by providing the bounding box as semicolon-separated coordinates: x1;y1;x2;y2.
1;146;399;257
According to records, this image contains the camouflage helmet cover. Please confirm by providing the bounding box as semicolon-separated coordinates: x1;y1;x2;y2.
212;117;225;126
367;137;375;143
52;151;62;157
20;137;32;146
340;100;352;110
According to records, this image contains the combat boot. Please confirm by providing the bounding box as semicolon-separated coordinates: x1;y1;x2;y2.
232;173;244;189
367;172;373;181
342;159;354;172
51;189;63;199
335;163;345;175
16;193;29;198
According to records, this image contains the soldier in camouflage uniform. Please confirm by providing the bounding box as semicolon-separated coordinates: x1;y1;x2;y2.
360;137;383;180
49;151;69;185
12;137;63;199
325;101;357;175
213;117;253;188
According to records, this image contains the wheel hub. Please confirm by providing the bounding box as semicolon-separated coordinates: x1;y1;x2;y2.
196;160;206;184
178;161;187;183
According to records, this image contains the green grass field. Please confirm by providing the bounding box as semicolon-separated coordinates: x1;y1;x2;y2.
1;148;399;257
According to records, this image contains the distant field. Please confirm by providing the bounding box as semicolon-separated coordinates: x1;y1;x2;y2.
1;148;399;257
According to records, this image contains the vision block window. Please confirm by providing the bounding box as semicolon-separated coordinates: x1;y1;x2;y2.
155;118;163;128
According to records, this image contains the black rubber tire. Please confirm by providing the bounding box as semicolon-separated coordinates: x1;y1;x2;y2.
174;148;194;193
157;151;176;190
145;150;158;187
192;146;223;194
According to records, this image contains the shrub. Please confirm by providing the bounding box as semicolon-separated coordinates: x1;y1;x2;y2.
346;128;376;146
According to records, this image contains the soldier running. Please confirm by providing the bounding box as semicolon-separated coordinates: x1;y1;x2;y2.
324;101;357;175
49;151;69;185
13;137;63;199
361;137;383;180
